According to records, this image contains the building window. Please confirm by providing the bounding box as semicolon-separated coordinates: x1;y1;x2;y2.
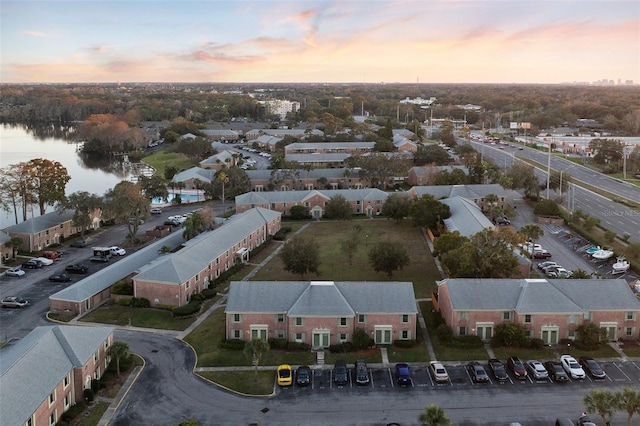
626;312;636;321
401;330;410;339
49;413;56;426
524;330;532;338
275;330;285;339
625;327;634;337
524;315;532;324
64;395;70;409
567;315;577;324
295;317;304;326
186;280;190;289
401;314;409;323
232;329;241;339
339;317;347;327
94;352;98;363
339;333;348;342
458;327;467;336
357;314;365;323
64;374;70;388
457;311;469;320
502;311;511;321
195;274;199;282
233;314;241;323
276;313;285;323
49;391;56;406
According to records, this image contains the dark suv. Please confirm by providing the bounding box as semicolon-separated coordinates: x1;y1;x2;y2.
507;356;527;379
354;360;370;385
333;360;348;386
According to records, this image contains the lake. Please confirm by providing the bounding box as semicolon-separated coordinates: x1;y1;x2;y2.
0;123;138;228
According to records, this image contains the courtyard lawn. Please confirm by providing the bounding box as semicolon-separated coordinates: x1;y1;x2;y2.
79;302;198;331
249;219;442;299
198;371;275;396
143;150;196;177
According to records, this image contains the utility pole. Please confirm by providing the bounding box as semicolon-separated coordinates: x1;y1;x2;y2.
546;135;552;199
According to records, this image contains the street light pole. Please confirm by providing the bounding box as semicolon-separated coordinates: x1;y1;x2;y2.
546;135;552;199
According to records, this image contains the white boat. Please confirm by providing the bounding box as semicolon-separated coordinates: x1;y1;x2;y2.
612;257;630;274
592;248;615;260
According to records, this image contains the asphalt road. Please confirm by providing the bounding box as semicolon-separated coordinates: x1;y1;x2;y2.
111;330;636;426
466;139;640;243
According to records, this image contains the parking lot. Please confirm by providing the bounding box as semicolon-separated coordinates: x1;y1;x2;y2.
276;360;640;395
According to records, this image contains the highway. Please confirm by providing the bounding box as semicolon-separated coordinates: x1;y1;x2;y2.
463;139;640;243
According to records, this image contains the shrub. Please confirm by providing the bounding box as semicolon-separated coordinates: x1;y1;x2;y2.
329;344;346;353
219;339;245;350
436;324;453;344
172;301;201;317
131;297;150;308
212;263;244;286
118;298;132;307
91;378;101;393
273;230;287;241
268;338;288;350
287;341;311;352
288;205;309;220
83;389;94;402
112;280;134;295
450;335;483;349
351;328;373;350
528;338;545;349
201;288;217;299
492;323;528;347
190;293;205;303
533;199;561;216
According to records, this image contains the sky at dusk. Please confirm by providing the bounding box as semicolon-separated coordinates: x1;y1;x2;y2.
1;0;639;84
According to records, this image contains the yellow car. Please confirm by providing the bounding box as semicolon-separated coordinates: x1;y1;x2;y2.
277;364;293;386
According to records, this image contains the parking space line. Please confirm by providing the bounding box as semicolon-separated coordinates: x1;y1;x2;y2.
612;362;632;382
388;368;394;388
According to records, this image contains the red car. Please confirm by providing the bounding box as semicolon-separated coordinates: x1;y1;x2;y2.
533;250;552;259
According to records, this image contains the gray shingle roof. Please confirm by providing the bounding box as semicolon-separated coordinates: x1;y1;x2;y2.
134;207;281;285
3;209;75;234
226;281;417;316
285;153;352;163
440;278;640;313
245;167;361;181
235;188;388;205
172;167;215;183
285;142;375;151
0;325;113;426
440;196;494;237
411;184;508;200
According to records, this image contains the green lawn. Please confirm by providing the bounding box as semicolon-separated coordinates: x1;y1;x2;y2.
76;402;110;426
143;150;196;177
250;219;442;299
198;371;275;396
79;302;198;330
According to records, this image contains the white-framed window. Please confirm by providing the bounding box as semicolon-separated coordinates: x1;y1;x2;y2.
339;333;348;342
401;314;409;323
502;311;511;321
276;313;285;323
357;314;365;323
626;312;636;321
295;333;303;343
186;280;190;289
524;329;532;338
233;314;241;323
567;315;577;324
49;412;56;426
295;317;304;326
339;317;347;327
401;330;410;340
275;329;285;339
457;311;469;320
524;315;533;324
63;374;70;388
458;327;467;336
64;394;70;409
250;326;268;341
232;329;241;339
49;390;56;406
625;327;634;337
94;352;98;363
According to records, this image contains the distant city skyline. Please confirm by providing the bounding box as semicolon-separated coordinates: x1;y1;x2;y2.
1;0;638;84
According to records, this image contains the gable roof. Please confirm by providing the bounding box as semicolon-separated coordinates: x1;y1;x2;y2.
172;167;215;183
0;325;113;426
411;184;508;200
410;165;469;177
245;167;361;181
235;188;389;205
134;207;281;285
439;278;640;313
226;281;417;316
285;153;352;163
3;209;75;234
440;196;494;237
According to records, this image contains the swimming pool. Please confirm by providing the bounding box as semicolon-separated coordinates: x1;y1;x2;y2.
151;192;202;205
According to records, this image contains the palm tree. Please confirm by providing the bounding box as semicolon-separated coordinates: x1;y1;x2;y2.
218;172;229;213
243;338;270;382
616;387;640;426
483;193;501;222
182;212;204;241
583;389;617;426
107;341;130;377
418;404;451;426
193;178;202;202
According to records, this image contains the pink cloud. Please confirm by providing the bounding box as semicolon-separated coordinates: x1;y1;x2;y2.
22;30;47;37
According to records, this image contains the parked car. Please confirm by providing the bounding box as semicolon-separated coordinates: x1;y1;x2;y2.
488;358;509;381
90;255;110;263
507;357;527;380
526;360;549;380
494;216;511;225
65;264;88;274
538;261;558;271
150;208;163;215
467;362;489;383
577;414;597;426
276;364;292;387
532;250;552;259
164;219;181;226
560;355;585;379
70;239;87;248
333;360;348;386
1;296;29;308
5;267;26;277
354;360;370;385
579;356;606;379
547;268;572;278
395;363;412;386
34;257;54;266
48;272;71;282
129;217;145;225
22;259;43;269
429;361;449;383
296;365;311;387
38;250;59;261
109;246;127;256
544;361;569;382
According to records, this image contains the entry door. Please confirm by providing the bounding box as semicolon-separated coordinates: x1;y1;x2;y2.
477;326;492;340
313;332;329;348
375;329;392;344
542;329;558;344
601;326;616;341
251;329;267;341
